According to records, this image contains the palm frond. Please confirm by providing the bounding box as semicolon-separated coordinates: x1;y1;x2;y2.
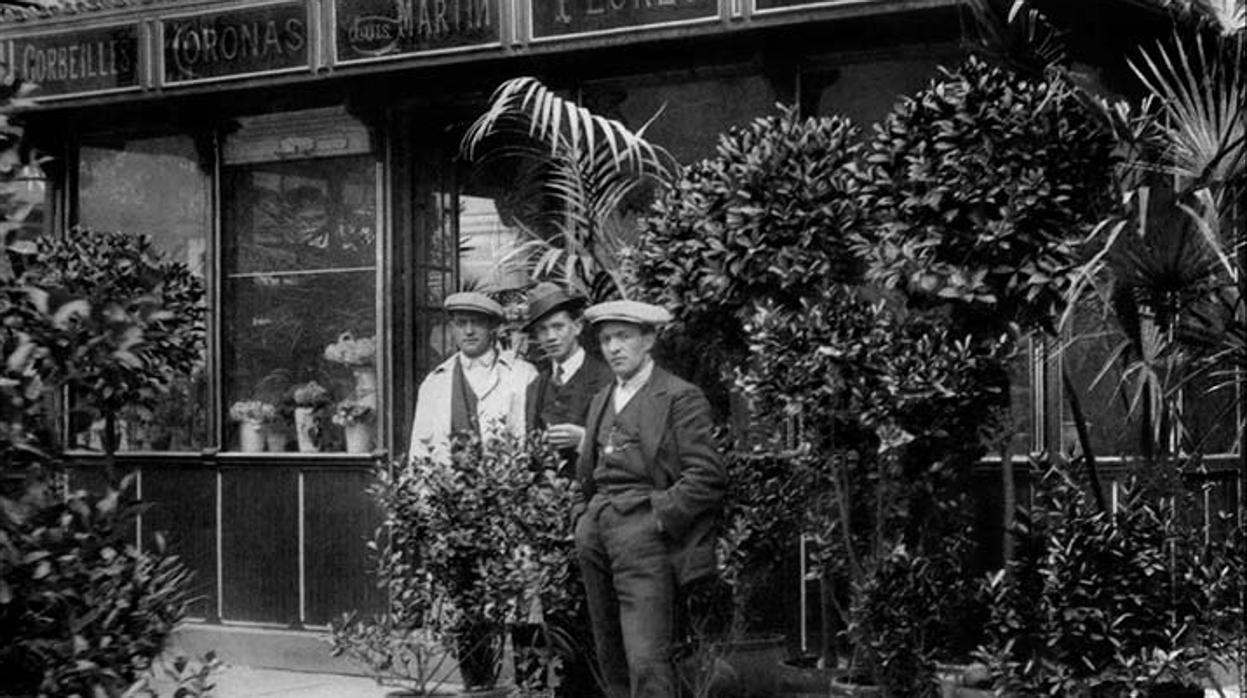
1131;32;1247;194
461;77;677;178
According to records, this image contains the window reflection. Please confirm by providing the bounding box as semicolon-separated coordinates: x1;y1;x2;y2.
75;136;210;452
222;155;377;453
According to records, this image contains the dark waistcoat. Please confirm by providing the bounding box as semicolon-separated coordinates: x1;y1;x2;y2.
449;357;479;438
531;353;613;430
592;391;650;490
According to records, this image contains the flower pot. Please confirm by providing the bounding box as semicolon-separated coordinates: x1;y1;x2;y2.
715;633;787;697
344;421;374;453
354;366;378;402
829;678;881;697
936;662;992;698
778;656;838;698
239;420;265;452
294;407;320;453
265;428;290;453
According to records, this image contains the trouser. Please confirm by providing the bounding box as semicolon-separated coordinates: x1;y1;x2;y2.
575;493;678;698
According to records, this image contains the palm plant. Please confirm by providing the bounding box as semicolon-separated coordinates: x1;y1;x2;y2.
459;77;678;300
1060;2;1247;469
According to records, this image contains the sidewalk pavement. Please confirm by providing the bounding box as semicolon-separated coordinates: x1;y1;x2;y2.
199;666;1239;698
207;666;395;697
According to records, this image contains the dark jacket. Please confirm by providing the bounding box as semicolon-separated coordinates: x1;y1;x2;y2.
525;351;614;431
572;365;726;586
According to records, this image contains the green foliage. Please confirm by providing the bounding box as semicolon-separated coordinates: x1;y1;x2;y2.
848;534;986;697
632;105;864;363
856;55;1119;335
332;430;579;693
717;450;812;631
737;288;1008;688
0;474;194;697
461;76;677;301
978;463;1243;696
12;229;205;454
739;291;1008;472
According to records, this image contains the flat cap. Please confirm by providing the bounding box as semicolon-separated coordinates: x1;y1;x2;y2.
584;300;672;328
523;282;587;331
444;291;504;321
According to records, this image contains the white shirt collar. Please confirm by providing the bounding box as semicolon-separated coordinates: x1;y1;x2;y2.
553;346;586;381
613;357;654;412
461;348;498;371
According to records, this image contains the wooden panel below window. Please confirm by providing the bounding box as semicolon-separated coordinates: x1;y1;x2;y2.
221;467;299;625
141;465;219;620
303;467;383;626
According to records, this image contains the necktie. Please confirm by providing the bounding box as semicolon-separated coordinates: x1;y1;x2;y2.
554;364;565;386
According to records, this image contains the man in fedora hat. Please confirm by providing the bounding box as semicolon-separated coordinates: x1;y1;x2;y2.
408;291;537;462
515;282;615;696
572;299;726;698
523;282;614;473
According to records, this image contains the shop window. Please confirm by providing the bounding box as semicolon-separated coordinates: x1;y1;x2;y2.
589;74;780;166
221;154;377;453
75;135;210;452
1060;304;1145;459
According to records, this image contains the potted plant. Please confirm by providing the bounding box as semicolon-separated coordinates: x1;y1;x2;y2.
291;381;330;453
977;462;1242;698
333;398;375;454
324;331;378;401
331;429;577;696
228;400;276;453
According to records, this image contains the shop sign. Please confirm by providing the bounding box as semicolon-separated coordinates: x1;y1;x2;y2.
752;0;840;12
531;0;719;40
9;24;140;99
334;0;500;64
163;2;310;85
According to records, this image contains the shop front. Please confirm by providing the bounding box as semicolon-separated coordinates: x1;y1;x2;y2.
0;0;962;664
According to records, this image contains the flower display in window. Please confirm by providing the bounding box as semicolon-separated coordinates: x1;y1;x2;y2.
228;400;276;424
292;381;331;407
324;332;377;367
332;398;375;427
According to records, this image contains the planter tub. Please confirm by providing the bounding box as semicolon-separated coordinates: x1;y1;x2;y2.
777;656;837;698
716;633;787;697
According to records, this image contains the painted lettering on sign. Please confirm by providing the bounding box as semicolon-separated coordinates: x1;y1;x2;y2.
336;0;498;62
533;0;717;38
13;25;139;98
163;3;309;84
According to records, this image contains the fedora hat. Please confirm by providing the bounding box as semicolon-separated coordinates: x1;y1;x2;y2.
522;282;587;331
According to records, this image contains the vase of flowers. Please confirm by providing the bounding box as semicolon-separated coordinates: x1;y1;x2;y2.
324;332;378;402
333;399;376;454
292;381;331;453
229;400;276;453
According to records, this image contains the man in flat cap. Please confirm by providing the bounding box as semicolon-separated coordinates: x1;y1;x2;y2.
523;282;614;474
572;299;726;698
408;291;537;461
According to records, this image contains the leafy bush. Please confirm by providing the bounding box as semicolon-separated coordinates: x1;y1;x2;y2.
0;474;193;697
332;429;579;693
630;105;864;407
12;229;205;455
848;532;987;697
978;463;1242;696
855;55;1118;335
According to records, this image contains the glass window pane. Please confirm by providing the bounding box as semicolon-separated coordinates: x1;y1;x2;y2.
75;136;210;452
1061;305;1143;458
222;155;377;453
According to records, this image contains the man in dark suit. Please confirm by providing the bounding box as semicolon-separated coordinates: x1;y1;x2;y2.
523;282;613;474
517;282;614;696
573;299;726;698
